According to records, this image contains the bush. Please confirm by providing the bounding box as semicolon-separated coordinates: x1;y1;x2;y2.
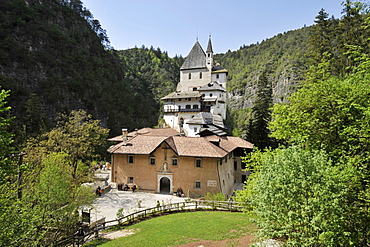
237;146;355;246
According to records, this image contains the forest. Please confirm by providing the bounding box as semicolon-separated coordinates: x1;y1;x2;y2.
0;0;370;245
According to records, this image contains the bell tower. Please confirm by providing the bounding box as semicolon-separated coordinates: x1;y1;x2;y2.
206;35;213;70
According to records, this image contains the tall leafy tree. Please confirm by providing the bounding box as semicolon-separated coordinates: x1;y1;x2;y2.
0;88;14;177
24;109;109;179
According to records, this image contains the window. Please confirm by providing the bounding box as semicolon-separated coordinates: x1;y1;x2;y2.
193;87;197;91
149;157;156;165
188;73;191;79
172;158;178;166
193;104;198;109
216;74;219;79
195;181;201;189
128;155;134;164
186;105;191;109
234;161;237;171
200;72;202;79
195;158;202;168
241;162;246;170
210;93;213;97
129;177;134;183
194;127;197;133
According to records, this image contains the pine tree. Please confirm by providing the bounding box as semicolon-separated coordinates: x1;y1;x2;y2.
248;70;274;149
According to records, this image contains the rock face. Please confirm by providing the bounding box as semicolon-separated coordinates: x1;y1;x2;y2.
216;27;310;110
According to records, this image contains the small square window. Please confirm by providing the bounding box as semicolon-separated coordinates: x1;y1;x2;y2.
128;155;134;164
150;157;156;165
195;158;202;168
195;181;201;189
129;177;134;183
172;158;178;166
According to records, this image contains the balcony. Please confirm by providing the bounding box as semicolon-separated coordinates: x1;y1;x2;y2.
163;108;202;113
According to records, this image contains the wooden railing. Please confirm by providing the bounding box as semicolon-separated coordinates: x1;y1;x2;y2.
54;200;245;246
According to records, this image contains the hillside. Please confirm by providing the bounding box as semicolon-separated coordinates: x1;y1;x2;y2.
2;0;356;145
216;27;310;108
0;0;181;144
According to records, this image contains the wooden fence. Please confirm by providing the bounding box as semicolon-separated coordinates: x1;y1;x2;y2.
54;200;246;246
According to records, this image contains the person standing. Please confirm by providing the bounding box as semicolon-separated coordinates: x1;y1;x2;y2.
132;184;137;193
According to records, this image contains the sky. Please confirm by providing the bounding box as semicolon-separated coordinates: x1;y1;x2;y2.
82;0;345;57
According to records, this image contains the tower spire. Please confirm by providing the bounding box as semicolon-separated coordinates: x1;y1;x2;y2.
206;34;213;53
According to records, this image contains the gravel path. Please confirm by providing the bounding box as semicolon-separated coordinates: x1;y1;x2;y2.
90;189;187;223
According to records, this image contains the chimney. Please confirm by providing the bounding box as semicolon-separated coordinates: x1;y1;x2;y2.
122;128;128;145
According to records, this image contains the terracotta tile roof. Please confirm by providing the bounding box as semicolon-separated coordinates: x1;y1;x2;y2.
219;136;254;151
108;135;168;155
167;136;227;158
108;128;253;158
108;127;179;142
130;127;179;137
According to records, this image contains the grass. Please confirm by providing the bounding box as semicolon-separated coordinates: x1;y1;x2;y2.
85;211;256;247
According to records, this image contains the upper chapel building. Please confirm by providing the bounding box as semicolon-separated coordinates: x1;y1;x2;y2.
161;37;229;137
108;38;253;198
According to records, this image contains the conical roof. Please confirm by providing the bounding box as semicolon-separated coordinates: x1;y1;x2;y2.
206;36;213;53
180;41;206;70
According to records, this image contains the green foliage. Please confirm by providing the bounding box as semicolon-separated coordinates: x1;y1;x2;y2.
270;73;370;161
205;192;226;201
238;146;354;246
0;0;181;144
36;152;73;208
247;70;277;149
25;109;109;179
0;88;14;179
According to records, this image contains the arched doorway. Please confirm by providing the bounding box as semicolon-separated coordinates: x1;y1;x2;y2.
160;177;171;194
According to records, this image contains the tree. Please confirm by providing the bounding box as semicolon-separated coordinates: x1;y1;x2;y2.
24;109;109;179
25;152;95;244
248;70;275;149
268;39;370;245
0;89;44;246
0;88;14;175
269;74;370;161
236;146;355;246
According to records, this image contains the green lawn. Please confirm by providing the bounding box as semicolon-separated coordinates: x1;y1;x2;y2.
86;211;256;247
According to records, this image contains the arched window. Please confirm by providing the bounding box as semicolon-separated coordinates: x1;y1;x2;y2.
188;73;191;79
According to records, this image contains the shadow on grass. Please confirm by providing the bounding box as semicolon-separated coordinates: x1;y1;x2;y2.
83;238;111;247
